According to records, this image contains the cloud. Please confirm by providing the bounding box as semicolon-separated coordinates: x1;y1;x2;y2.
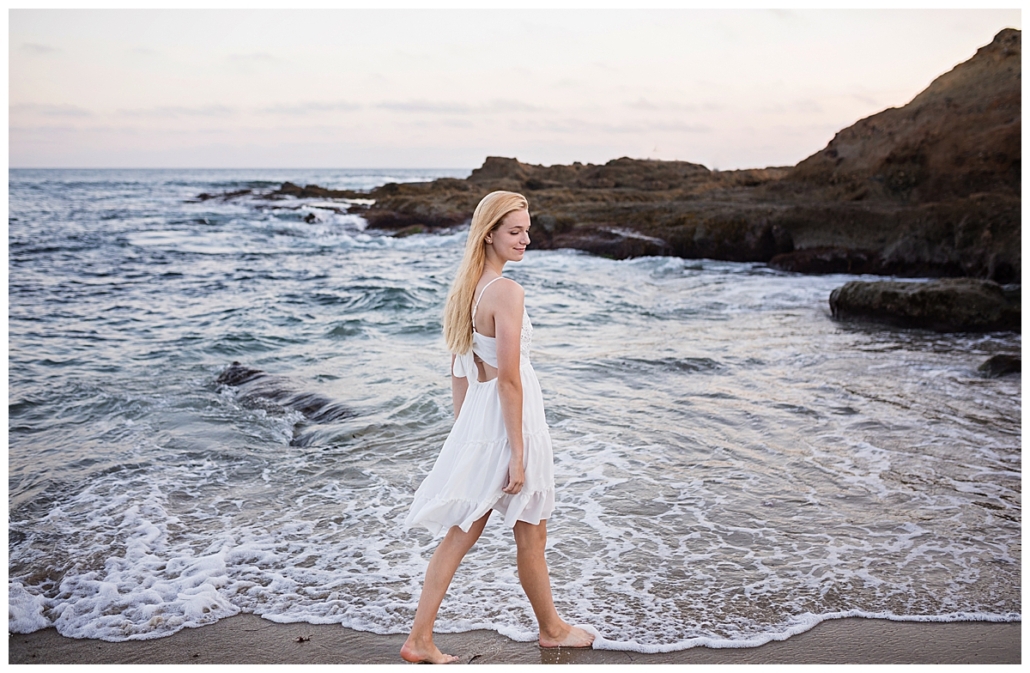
481;99;547;113
119;105;238;118
511;117;711;135
378;100;473;114
599;121;712;134
260;101;364;115
626;98;699;112
648;121;712;133
21;43;60;55
850;93;886;108
790;98;824;114
11;103;92;117
758;98;824;115
227;52;279;64
508;117;591;134
225;52;284;74
436;118;475;129
552;77;580;88
376;99;547;115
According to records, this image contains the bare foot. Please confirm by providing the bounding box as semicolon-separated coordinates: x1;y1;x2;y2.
539;623;595;649
400;638;460;664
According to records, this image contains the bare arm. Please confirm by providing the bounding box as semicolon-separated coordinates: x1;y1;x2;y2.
451;354;469;419
491;282;526;495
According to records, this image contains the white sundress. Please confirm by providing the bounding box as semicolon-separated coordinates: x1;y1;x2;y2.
405;277;556;535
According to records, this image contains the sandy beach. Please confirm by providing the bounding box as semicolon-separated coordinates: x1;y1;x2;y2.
8;614;1020;665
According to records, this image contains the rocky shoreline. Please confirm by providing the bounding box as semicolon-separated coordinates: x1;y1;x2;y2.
348;29;1020;284
191;31;1021;335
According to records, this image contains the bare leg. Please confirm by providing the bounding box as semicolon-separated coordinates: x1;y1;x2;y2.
513;520;595;648
400;512;491;664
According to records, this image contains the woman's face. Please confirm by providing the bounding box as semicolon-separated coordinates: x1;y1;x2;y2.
485;209;531;262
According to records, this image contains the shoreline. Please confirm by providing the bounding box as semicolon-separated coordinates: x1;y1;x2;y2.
8;614;1020;665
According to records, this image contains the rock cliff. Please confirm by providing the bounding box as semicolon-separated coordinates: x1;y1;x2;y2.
787;29;1020;203
355;29;1021;281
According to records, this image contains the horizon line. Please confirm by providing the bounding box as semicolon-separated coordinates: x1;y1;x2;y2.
8;166;478;171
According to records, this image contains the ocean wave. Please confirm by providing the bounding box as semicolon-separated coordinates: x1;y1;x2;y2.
8;169;1021;649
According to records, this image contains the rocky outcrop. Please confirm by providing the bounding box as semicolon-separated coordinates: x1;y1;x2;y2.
349;29;1020;280
769;247;879;275
767;193;1020;279
978;354;1021;377
360;178;476;230
358;157;796;259
266;182;366;200
771;28;1021;281
786;28;1020;204
216;361;352;425
828;279;1020;332
190;189;252;202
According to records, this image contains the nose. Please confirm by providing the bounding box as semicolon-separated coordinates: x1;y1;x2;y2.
521;230;530;245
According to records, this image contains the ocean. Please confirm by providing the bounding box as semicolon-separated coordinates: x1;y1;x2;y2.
7;168;1021;650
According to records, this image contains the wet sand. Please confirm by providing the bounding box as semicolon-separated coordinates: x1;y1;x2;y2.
8;614;1020;665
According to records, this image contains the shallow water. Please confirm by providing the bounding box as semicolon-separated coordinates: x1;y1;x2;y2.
8;169;1021;648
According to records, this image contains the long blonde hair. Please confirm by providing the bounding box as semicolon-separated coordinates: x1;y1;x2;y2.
443;191;529;354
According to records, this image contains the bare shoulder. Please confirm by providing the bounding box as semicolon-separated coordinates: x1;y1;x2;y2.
480;277;524;318
491;277;524;300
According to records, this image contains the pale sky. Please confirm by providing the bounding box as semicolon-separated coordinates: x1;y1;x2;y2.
9;8;1022;169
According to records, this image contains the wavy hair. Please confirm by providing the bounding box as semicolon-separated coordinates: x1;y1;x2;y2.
443;191;529;354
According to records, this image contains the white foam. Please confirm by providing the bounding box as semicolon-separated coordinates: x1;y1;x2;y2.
9;190;1022;648
584;609;1021;653
8;583;51;634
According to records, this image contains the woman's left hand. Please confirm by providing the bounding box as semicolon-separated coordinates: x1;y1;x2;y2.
503;459;525;494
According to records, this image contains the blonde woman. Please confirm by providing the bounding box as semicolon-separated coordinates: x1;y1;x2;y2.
402;191;594;663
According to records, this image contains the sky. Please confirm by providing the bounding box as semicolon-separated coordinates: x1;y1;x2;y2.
8;8;1022;170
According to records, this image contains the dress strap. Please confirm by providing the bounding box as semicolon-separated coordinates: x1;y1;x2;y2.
471;276;505;332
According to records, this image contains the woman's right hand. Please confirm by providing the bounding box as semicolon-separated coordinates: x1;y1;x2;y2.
502;458;525;494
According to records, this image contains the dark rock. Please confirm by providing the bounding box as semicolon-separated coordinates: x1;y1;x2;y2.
190;189;252;203
531;213;575;236
978;354;1021;377
766;195;1020;280
266;182;365;200
363;208;467;230
215;362;352;427
304;212;318;223
216;361;264;386
468;156;531;184
540;226;668;259
392;224;427;238
523;178;564;191
662;218;793;262
770;247;879;274
828;278;1020;332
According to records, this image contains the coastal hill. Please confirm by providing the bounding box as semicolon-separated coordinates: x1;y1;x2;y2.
359;29;1020;281
787;28;1019;203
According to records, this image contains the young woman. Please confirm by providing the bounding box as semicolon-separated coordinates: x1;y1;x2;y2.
402;191;594;663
